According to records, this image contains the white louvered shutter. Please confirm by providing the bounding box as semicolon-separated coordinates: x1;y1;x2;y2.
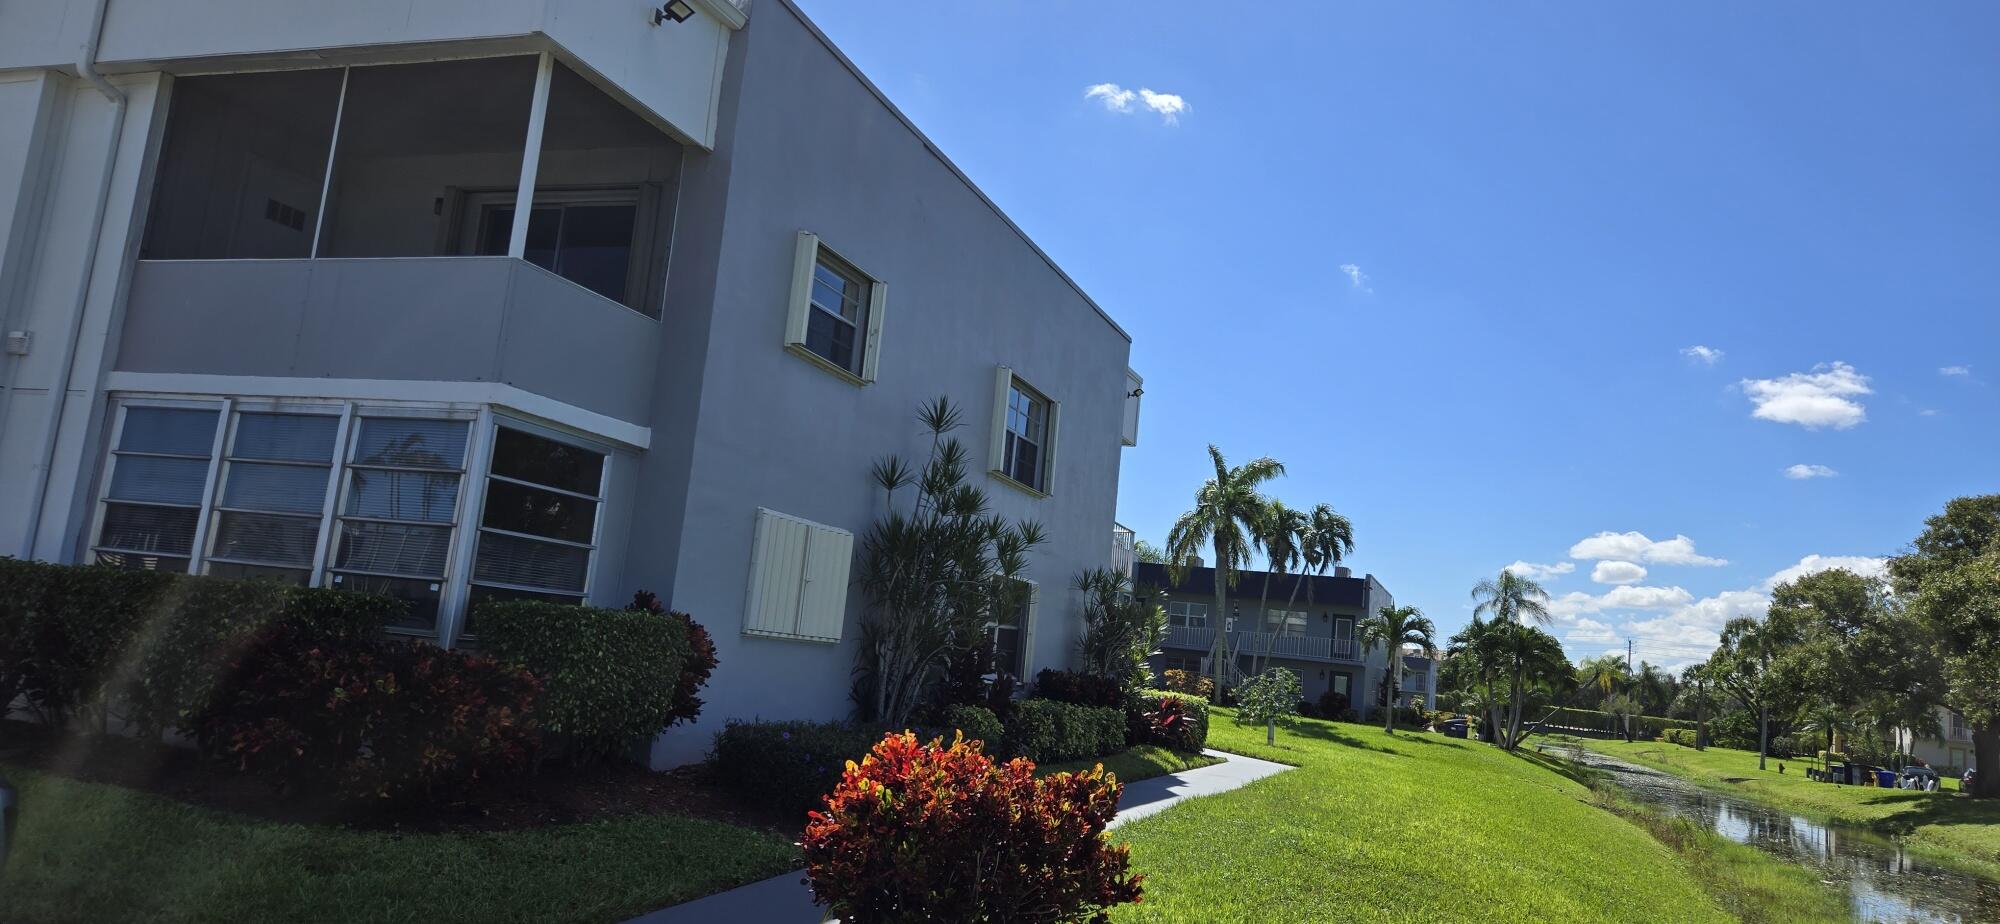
743;508;852;643
988;366;1013;475
784;232;819;347
860;279;887;383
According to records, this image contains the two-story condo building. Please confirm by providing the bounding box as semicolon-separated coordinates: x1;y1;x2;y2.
0;0;1142;766
1133;561;1435;717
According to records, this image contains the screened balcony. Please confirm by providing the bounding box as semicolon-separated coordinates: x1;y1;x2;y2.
129;54;683;423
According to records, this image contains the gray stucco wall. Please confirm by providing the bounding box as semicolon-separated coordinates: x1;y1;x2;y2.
640;0;1132;765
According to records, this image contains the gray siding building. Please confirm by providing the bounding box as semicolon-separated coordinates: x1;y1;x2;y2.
0;0;1142;766
1133;561;1435;718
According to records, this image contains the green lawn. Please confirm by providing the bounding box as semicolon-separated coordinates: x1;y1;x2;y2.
1568;738;2000;879
1108;712;1798;923
0;762;799;924
1040;744;1223;781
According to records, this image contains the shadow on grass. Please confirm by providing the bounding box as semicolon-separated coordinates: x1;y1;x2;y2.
1512;747;1607;788
1274;718;1398;755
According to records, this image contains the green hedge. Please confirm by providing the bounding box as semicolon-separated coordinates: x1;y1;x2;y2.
474;600;692;762
1663;728;1698;747
711;719;888;819
1127;689;1210;752
1005;699;1125;763
941;704;1006;751
1541;706;1696;740
0;558;400;733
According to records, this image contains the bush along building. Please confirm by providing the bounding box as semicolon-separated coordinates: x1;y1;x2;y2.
1134;561;1435;719
0;0;1141;767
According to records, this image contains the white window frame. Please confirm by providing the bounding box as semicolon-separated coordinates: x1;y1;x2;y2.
1264;607;1308;635
983;578;1038;681
1167;600;1210;629
201;399;350;586
987;366;1059;497
88;394;616;648
461;415;613;630
784;231;887;385
451;184;664;313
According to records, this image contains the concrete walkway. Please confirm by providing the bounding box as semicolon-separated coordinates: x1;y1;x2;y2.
627;748;1291;924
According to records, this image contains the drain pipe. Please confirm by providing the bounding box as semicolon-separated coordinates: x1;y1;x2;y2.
18;0;125;560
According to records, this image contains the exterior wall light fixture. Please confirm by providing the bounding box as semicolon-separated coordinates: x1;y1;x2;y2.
654;2;696;25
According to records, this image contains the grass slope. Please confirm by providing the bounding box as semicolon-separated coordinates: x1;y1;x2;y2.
1570;738;2000;879
1108;712;1738;923
1040;744;1223;782
0;763;799;924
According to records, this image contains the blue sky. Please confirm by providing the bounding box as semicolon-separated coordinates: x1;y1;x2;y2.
795;1;1999;668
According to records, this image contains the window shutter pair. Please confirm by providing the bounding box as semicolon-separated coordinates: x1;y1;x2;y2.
785;231;886;383
743;507;853;643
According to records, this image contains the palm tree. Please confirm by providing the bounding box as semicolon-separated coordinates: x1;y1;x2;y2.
1447;618;1508;744
1489;622;1573;748
1575;654;1630;713
1249;500;1309;676
1633;662;1674;716
1360;605;1437;733
1470;569;1552;750
1166;445;1284;696
1602;693;1643;742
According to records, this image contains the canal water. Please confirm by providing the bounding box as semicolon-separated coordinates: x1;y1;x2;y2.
1551;744;2000;923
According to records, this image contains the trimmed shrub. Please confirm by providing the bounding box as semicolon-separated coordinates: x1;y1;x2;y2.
1034;668;1126;708
802;731;1142;923
475;600;693;762
1316;689;1351;720
1541;706;1698;740
0;559;401;733
626;590;718;729
1007;699;1126;763
711;719;887;820
1663;728;1699;748
1128;689;1209;752
1160;668;1215;700
942;704;1006;750
194;622;540;802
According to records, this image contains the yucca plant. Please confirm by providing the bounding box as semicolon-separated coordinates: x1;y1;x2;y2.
854;398;1043;727
1074;568;1165;690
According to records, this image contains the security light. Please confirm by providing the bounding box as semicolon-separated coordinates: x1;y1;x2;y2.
653;1;696;25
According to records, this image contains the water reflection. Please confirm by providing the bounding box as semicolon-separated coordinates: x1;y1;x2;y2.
1556;745;2000;924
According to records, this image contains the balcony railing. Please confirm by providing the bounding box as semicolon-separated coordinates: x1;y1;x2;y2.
1160;625;1362;662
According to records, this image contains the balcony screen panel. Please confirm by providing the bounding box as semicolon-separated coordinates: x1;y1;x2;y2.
99;504;199;555
141;69;343;260
319;57;537;259
351;419;469;469
232;413;338;462
108;456;210;506
472;532;589;593
220;462;331;514
210;511;320;567
333;521;453;578
120;408;219;456
345;470;461;523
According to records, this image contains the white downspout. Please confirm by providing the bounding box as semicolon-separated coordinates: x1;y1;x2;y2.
19;0;126;560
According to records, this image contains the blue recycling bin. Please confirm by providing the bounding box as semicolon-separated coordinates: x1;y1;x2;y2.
1876;770;1898;788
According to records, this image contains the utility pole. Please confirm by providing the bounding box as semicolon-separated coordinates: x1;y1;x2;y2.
1626;639;1634;672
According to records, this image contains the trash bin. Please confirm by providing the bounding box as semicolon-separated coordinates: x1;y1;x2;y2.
1876;770;1898;788
1441;720;1468;739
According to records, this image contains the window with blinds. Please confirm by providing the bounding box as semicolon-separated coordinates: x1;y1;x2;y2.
93;406;221;573
205;412;341;585
329;417;471;633
466;426;606;623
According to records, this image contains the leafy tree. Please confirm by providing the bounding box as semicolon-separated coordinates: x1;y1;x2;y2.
1705;612;1805;770
1633;662;1676;717
1675;664;1720;749
1470;570;1553;749
1166;445;1284;695
855;399;1043;726
1360;605;1437;733
1602;693;1643;742
1574;654;1631;712
1890;494;2000;796
1444;618;1508;744
1074;568;1166;690
1236;667;1302;745
1132;539;1166;564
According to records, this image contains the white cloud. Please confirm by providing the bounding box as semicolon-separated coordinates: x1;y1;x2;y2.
1568;531;1727;567
1783;463;1838;480
1762;554;1888;591
1084;83;1136;112
1503;560;1574;581
1548;585;1695;619
1085;83;1187;125
1681;345;1724;365
1940;365;1971;377
1920;409;1940;417
1591;561;1648;585
1137;89;1188;124
1620;588;1772;654
1567;618;1618;643
1339;263;1371;293
1740;361;1871;429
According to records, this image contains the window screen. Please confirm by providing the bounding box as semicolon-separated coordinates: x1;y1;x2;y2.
329;417;470;634
94;407;221;573
468;426;605;616
205;412;340;585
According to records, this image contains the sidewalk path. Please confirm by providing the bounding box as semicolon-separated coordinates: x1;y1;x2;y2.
626;748;1292;924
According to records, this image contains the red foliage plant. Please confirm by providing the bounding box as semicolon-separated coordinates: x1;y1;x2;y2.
1148;695;1189;738
628;590;716;728
801;731;1143;923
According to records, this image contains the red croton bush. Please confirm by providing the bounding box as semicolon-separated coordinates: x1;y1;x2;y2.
801;730;1143;923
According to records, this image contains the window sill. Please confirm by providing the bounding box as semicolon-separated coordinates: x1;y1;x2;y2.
744;626;842;645
988;469;1049;499
785;342;870;387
